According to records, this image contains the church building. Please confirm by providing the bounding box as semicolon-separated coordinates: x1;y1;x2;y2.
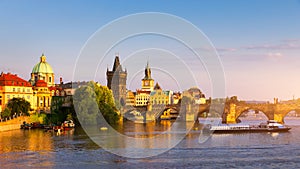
30;54;55;113
30;53;55;87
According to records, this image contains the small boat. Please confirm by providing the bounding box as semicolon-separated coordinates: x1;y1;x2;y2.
20;123;32;129
209;120;291;133
100;127;108;131
62;120;75;130
21;122;44;129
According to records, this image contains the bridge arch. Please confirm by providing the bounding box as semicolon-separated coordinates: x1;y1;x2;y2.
225;103;276;123
158;107;179;120
237;107;272;119
281;109;300;123
237;108;269;122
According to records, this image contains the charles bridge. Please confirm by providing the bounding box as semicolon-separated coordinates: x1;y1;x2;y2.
223;97;300;124
123;97;300;124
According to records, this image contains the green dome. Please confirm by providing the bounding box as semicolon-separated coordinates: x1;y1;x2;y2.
32;54;54;74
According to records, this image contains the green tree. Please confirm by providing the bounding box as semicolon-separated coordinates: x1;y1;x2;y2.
1;107;11;118
73;81;120;125
7;98;31;116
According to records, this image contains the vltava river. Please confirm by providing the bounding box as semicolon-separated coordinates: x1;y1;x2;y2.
1;119;300;168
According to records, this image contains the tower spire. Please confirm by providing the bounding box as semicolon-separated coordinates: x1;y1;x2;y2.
112;54;122;71
144;60;152;80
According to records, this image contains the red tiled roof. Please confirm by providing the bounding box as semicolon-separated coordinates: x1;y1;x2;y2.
35;80;47;87
0;73;32;87
136;89;151;94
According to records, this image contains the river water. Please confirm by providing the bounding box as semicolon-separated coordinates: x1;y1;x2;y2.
1;118;300;169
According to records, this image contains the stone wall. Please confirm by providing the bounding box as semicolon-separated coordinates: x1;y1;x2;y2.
0;124;21;132
0;116;30;132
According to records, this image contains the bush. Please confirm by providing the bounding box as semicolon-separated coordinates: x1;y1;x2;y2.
30;113;47;124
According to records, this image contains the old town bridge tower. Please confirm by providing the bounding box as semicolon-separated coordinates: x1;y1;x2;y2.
106;55;127;106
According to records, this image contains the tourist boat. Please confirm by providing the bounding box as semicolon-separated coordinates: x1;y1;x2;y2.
208;120;291;133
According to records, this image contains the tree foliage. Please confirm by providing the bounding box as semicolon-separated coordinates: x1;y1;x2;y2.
1;108;11;118
73;81;120;125
47;96;71;125
6;98;31;116
30;113;47;124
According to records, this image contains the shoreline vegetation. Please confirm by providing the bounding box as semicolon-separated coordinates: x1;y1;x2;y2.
0;81;120;132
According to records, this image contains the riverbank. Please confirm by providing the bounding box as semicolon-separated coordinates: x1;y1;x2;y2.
0;116;30;132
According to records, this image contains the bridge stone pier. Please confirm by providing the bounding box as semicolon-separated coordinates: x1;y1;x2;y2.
225;98;300;124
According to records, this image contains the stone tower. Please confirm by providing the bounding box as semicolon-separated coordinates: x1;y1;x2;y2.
141;61;154;91
106;55;127;106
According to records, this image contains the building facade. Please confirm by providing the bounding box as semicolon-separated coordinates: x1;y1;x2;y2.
135;90;151;106
106;55;127;106
149;83;173;105
32;80;52;113
126;90;135;106
0;73;34;112
134;61;156;106
30;54;56;113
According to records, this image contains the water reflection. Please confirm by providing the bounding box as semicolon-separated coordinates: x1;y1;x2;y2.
0;129;55;168
83;120;197;158
0;129;54;153
1;118;300;168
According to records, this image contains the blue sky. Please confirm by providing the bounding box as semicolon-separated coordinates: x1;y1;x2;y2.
1;0;300;101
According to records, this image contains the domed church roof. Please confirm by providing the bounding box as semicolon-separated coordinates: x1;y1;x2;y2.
32;54;54;74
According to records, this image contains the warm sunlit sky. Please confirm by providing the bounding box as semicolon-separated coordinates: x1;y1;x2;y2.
1;0;300;101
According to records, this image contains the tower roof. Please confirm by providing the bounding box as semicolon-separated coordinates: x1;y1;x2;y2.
112;55;122;71
32;53;54;74
154;82;161;90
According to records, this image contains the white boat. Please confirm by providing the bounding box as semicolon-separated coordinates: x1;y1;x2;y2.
209;120;291;133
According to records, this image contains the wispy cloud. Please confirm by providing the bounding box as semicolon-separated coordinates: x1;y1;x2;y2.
216;48;237;52
244;39;300;50
266;52;283;60
281;39;300;43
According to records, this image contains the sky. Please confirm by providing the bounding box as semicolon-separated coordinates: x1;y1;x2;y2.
0;0;300;101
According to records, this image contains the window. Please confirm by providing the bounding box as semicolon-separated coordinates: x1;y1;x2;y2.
13;88;15;92
23;88;25;93
7;95;10;99
18;88;20;92
49;77;51;82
